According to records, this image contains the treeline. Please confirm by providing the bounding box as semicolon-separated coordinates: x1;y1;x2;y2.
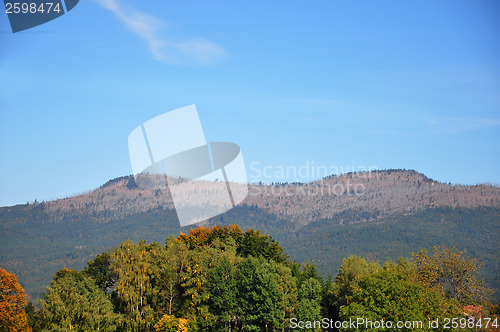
1;225;498;331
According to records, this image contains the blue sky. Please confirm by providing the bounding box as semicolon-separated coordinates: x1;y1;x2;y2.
1;0;499;206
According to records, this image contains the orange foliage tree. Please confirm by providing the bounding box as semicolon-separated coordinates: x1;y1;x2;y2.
0;267;31;331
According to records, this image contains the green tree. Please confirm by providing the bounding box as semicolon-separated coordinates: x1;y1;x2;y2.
238;229;288;264
208;256;238;331
328;256;379;322
321;274;335;320
298;262;322;286
275;262;298;331
25;301;43;332
296;278;323;332
83;252;117;292
237;256;283;331
161;235;190;317
339;259;461;331
144;241;171;317
39;268;119;331
178;248;215;330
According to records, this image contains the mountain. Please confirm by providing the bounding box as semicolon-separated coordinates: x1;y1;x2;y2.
0;169;499;301
10;169;499;226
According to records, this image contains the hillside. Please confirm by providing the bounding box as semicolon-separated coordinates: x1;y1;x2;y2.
0;169;499;301
249;169;499;225
16;169;500;226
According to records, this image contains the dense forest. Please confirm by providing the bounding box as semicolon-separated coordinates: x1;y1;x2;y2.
1;225;498;331
1;204;499;304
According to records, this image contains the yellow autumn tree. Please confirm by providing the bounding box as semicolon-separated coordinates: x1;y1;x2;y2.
411;246;492;305
0;267;31;332
154;314;189;332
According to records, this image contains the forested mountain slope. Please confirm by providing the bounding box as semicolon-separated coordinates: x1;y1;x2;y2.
0;170;499;301
11;169;499;227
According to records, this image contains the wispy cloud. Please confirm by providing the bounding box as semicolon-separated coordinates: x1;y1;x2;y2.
95;0;228;64
84;42;105;50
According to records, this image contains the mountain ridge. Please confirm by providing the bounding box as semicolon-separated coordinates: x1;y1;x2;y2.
8;169;499;228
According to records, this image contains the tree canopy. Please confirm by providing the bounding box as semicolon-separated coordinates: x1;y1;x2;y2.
19;225;498;332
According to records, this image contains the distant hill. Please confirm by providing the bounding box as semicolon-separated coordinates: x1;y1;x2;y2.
13;169;499;226
0;169;499;301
